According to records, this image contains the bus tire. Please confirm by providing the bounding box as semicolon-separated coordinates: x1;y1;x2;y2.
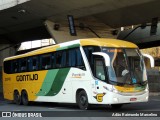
13;90;22;105
21;90;29;106
111;104;123;109
77;90;90;110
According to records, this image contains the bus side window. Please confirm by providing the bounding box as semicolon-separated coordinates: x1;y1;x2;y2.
28;57;32;71
84;47;95;66
61;51;66;67
66;51;69;67
68;49;76;67
83;46;100;71
52;53;56;68
41;54;51;70
4;61;12;74
56;52;62;68
94;58;106;81
32;56;38;71
76;48;85;70
12;60;19;73
20;58;27;72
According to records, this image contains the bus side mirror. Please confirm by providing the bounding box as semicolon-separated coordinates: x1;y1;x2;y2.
92;52;110;66
142;54;154;68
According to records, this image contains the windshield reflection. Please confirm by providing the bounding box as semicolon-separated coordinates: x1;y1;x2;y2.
102;48;147;85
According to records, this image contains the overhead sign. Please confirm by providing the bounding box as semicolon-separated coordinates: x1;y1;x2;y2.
67;15;77;36
150;17;158;35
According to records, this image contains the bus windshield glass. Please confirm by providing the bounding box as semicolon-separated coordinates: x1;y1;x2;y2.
102;48;147;85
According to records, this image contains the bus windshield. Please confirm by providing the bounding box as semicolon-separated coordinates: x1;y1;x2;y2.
102;48;147;85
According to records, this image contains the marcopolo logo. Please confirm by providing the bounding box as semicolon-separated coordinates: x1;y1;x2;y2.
16;74;38;82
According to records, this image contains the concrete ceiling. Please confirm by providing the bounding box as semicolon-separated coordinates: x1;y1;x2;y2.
0;0;160;44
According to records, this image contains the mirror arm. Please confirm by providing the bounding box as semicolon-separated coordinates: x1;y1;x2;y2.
142;54;154;68
92;52;110;66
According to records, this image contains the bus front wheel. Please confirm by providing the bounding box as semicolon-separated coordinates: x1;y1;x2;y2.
13;90;22;105
21;90;29;106
77;90;90;110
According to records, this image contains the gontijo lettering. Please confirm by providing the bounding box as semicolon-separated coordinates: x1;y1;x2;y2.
16;74;38;81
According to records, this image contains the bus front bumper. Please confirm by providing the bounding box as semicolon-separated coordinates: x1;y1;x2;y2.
102;90;149;104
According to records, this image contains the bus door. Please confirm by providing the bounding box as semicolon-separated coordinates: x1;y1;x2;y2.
91;52;110;102
93;54;107;90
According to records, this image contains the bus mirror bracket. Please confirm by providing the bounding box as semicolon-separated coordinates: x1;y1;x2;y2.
92;52;110;66
142;54;154;68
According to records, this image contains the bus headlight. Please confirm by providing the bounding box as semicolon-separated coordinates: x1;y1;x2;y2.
111;88;119;94
113;97;119;102
103;86;119;94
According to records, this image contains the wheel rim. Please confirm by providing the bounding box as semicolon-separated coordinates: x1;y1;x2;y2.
80;95;87;106
22;92;28;105
14;91;20;104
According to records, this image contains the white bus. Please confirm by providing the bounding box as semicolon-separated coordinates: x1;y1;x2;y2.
3;38;149;109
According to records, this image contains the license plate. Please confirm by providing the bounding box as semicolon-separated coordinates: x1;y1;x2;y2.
130;98;137;101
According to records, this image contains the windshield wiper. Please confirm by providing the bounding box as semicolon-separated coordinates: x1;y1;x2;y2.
136;81;148;86
109;80;125;86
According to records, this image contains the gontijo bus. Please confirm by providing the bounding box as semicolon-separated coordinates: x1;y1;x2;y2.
3;38;149;109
